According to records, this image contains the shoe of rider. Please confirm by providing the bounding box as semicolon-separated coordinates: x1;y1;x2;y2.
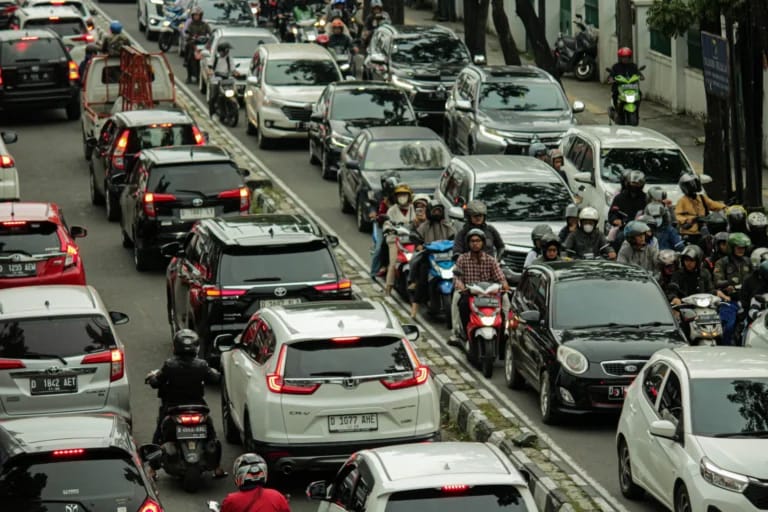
221;454;290;512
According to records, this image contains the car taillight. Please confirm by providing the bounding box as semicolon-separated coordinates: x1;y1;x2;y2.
176;414;204;424
53;448;85;457
266;345;319;395
142;192;176;218
441;484;470;492
111;129;129;170
192;125;205;145
139;497;163;512
0;358;25;370
313;279;351;292
0;66;3;87
203;285;246;299
72;34;94;43
217;187;250;212
64;244;78;268
0;155;13;167
331;336;360;343
380;338;429;389
68;60;79;81
81;348;124;382
1;5;17;15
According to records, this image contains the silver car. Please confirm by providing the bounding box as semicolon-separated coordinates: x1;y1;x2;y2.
0;131;19;200
0;285;131;422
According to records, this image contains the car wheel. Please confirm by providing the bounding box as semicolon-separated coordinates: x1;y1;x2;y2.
137;7;145;31
257;117;273;149
89;168;104;205
339;181;353;213
504;338;524;389
321;148;334;180
121;225;133;248
105;189;120;222
309;139;320;165
65;100;80;121
246;115;257;135
242;411;258;452
221;384;242;444
539;369;560;424
356;198;372;233
83;132;92;161
618;437;645;500
133;231;151;271
674;484;692;512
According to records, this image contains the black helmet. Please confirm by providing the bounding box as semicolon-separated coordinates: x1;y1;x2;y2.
531;224;554;245
465;228;486;249
466;200;487;218
759;261;768;280
427;199;444;221
233;453;268;490
679;173;702;196
380;171;400;197
714;231;729;246
540;233;561;250
705;211;728;235
726;206;747;232
173;328;200;356
218;42;232;53
622;170;646;190
680;244;703;265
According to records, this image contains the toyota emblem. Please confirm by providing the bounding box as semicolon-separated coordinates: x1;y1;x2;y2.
625;364;638;374
192;198;204;207
274;287;288;297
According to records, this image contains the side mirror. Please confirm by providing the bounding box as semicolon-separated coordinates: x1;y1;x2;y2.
574;171;593;185
1;131;18;144
310;112;323;123
639;65;647;72
109;311;130;325
401;323;420;341
326;234;339;247
138;444;163;463
69;226;87;238
238;167;250;177
160;241;183;258
649;419;678;440
519;310;540;324
572;100;585;113
246;76;260;86
473;54;487;65
345;159;360;170
699;174;713;185
214;333;236;352
447;205;464;220
454;99;473;112
306;480;328;500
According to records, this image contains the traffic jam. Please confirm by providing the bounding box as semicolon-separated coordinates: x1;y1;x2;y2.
0;0;766;511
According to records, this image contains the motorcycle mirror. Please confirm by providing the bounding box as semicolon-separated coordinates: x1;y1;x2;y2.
1;131;18;144
138;444;163;463
699;174;713;185
473;54;487;66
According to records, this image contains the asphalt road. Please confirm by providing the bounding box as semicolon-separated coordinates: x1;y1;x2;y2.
4;3;671;510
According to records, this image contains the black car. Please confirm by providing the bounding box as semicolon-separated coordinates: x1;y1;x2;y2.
338;126;451;232
505;261;687;424
0;29;80;119
89;109;205;221
119;146;250;271
364;25;481;123
0;414;163;512
308;81;417;180
163;213;351;361
187;0;254;29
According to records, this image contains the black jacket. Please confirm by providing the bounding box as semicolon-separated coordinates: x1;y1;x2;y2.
453;222;504;256
148;355;221;406
668;268;715;299
608;190;647;225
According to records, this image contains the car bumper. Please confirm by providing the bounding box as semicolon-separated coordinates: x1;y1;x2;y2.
0;265;86;289
553;369;636;414
473;130;565;155
324;145;343;172
687;475;766;512
137;222;195;251
259;104;310;139
0;87;79;109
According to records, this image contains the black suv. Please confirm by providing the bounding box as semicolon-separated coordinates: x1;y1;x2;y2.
505;261;686;424
0;29;80;119
89;109;204;221
444;65;584;155
119;145;250;271
364;25;480;122
0;414;163;512
163;213;351;361
308;81;417;179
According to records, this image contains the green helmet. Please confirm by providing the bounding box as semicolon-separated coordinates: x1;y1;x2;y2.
727;232;752;249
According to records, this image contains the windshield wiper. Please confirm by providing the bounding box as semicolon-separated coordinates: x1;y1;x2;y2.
22;353;68;365
568;322;639;330
242;277;281;282
713;431;768;438
309;371;353;377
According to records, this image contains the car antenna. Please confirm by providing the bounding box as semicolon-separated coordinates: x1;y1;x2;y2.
10;201;14;219
269;227;274;238
337;320;344;330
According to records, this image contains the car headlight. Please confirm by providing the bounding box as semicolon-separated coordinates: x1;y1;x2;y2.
224;89;236;98
700;457;749;493
162;20;171;27
557;345;588;375
478;125;509;140
391;74;415;92
331;134;353;148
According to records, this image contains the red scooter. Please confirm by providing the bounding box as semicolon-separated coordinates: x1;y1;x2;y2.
463;281;505;378
388;225;416;299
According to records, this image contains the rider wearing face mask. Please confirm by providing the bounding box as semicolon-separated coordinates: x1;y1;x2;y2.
608;170;647;227
563;207;617;259
383;184;415;295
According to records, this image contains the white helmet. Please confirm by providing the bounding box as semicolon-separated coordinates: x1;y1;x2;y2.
578;206;599;222
751;247;768;267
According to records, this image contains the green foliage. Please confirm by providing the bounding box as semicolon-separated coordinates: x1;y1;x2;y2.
647;0;746;38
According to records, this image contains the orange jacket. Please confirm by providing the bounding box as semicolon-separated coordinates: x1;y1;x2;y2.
675;194;726;235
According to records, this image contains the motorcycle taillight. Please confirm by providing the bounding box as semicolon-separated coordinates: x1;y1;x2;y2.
176;414;204;425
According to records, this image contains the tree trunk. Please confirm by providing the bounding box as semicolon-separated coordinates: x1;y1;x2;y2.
463;0;490;58
616;0;633;49
515;0;556;75
491;0;521;64
739;0;765;207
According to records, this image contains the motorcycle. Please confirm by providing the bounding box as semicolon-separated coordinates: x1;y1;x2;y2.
424;239;454;324
744;293;768;348
212;77;239;127
328;46;351;75
608;65;645;126
462;281;505;378
185;35;210;84
553;14;598;81
387;224;416;299
157;4;186;52
672;293;722;346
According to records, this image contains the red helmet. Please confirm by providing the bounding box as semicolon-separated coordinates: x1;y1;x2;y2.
617;47;632;58
316;34;329;45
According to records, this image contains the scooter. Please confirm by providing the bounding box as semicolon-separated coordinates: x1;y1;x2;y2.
424;239;454;324
185;35;210;84
328;46;352;75
462;281;505;378
672;293;722;346
387;225;416;299
607;65;645;126
157;4;185;52
553;14;598;81
212;77;239;127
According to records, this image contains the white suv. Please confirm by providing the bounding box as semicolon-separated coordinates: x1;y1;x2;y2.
307;442;537;512
216;299;440;475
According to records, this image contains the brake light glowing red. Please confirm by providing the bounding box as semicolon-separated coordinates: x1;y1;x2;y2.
111;129;129;170
0;155;14;168
192;125;205;145
380;339;429;389
81;349;124;381
71;34;94;43
2;220;27;226
138;497;162;512
64;244;78;268
266;345;319;395
331;336;360;343
203;286;245;298
53;448;85;457
176;414;203;424
48;16;60;20
313;279;352;292
0;66;3;86
0;358;25;370
19;36;37;41
441;484;470;492
217;187;250;212
142;192;177;218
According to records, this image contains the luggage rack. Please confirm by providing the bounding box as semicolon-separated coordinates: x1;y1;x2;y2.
118;46;176;110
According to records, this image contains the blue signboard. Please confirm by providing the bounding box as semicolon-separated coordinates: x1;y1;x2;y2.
700;31;730;98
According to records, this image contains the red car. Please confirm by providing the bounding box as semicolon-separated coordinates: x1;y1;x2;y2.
0;202;87;288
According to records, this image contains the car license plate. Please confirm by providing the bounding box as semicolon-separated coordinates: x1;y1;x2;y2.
176;425;208;439
30;375;78;396
260;298;303;308
0;262;37;277
608;385;627;400
179;207;215;220
328;413;378;433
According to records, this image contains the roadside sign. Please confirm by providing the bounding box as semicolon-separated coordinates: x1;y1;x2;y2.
700;31;730;98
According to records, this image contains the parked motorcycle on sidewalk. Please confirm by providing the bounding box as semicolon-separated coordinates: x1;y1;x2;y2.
553;14;598;81
461;281;505;378
607;65;645;126
672;292;722;346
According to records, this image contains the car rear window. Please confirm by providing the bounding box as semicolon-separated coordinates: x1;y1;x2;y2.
24;17;86;37
0;221;61;255
30;1;88;17
384;485;531;512
127;124;196;153
148;162;243;196
0;315;116;359
218;241;337;285
0;451;147;510
0;38;63;65
284;336;412;378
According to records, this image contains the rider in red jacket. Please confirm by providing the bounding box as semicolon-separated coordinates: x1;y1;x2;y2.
222;454;291;512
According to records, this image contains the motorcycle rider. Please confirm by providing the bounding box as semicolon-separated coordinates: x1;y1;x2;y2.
704;231;729;272
528;142;548;162
208;42;234;117
221;453;290;512
383;183;415;295
714;232;752;345
371;172;400;278
675;173;726;244
327;18;353;54
547;148;565;177
668;245;716;305
616;220;658;273
452;200;505;256
532;233;564;264
78;43;99;83
326;0;351;27
747;211;768;248
608;47;643;114
184;6;212;83
409;194;430;231
563;206;617;259
609;170;647;227
102;20;130;57
645;202;684;251
363;0;389;46
145;329;226;480
656;249;679;297
558;203;580;243
524;224;554;267
293;0;313;22
741;248;768;313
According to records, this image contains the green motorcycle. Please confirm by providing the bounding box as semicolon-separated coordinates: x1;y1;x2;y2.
608;65;645;126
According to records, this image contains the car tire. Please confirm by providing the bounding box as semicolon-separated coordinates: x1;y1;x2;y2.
321;148;334;180
539;369;560;425
674;484;692;512
356;197;372;233
105;189;120;222
504;338;525;389
89;167;105;205
138;7;145;31
339;181;353;213
221;384;242;444
618;437;644;500
83;132;92;161
121;225;133;248
257;118;273;149
246;116;257;135
309;139;320;165
242;411;258;452
133;231;151;272
65;100;80;121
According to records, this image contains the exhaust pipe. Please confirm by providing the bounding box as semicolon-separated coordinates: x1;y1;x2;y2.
281;462;295;476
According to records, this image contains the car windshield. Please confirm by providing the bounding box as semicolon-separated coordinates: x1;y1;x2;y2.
0;452;147;512
0;221;61;255
148;163;243;196
553;279;675;329
1;38;62;65
218;241;337;285
390;36;470;66
264;59;340;86
474;181;571;222
384;485;531;512
690;377;768;436
363;139;449;171
284;336;412;379
196;0;252;22
221;35;276;58
0;315;116;359
24;17;86;37
331;90;414;122
479;82;567;111
600;148;693;184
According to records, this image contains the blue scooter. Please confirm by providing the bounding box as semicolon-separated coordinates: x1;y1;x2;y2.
425;239;454;325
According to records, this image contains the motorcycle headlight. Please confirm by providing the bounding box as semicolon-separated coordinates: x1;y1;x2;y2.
291;26;298;34
306;33;317;41
700;457;749;493
480;316;496;327
391;74;415;92
557;345;588;375
224;89;236;98
162;20;171;26
624;93;636;102
694;296;712;308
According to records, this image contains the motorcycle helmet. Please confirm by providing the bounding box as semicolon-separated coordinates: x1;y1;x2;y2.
617;47;632;58
759;260;768;281
726;205;748;232
727;232;751;251
644;203;667;227
564;203;580;219
393;183;412;205
713;231;729;251
705;211;728;235
172;329;200;356
540;233;561;251
636;214;657;231
466;200;487;218
331;18;345;28
531;224;554;245
333;0;345;4
85;43;99;55
109;20;123;34
548;148;564;167
217;42;232;54
678;173;702;197
747;211;768;233
412;193;430;211
370;0;383;9
427;199;444;221
578;206;599;223
380;171;400;198
624;220;650;239
658;249;678;267
465;228;486;249
316;34;329;45
233;453;268;490
528;142;547;159
621;170;645;192
191;6;203;15
646;186;667;203
680;244;703;265
750;247;768;267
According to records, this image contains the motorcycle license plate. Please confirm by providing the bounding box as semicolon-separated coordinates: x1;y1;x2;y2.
432;253;452;261
608;386;627;400
176;425;207;439
474;297;499;308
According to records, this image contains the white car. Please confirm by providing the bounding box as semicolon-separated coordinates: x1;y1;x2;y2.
306;442;538;512
11;5;97;62
617;346;768;511
137;0;166;40
559;125;711;228
20;0;96;27
0;131;19;200
216;299;440;475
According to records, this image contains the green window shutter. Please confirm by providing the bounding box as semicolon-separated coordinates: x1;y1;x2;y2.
687;27;702;69
650;29;671;56
584;0;599;28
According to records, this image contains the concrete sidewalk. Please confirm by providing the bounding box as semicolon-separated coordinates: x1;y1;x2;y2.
404;5;768;202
